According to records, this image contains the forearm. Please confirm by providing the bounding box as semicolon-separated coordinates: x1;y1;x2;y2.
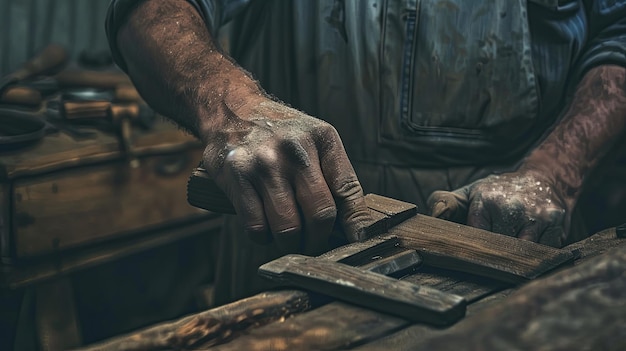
521;65;626;205
115;0;264;140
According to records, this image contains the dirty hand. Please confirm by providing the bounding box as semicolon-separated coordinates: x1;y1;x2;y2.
427;170;574;247
202;98;371;254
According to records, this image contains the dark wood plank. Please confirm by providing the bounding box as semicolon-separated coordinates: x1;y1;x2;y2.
401;266;507;303
259;254;466;325
1;216;222;289
209;302;408;351
318;235;399;263
564;227;626;264
1;119;201;180
12;149;207;258
360;249;421;277
365;194;418;230
74;290;312;351
73;237;416;351
390;214;575;283
359;243;626;351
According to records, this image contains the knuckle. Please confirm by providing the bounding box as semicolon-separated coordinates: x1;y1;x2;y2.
335;179;364;200
279;138;312;167
244;223;268;237
274;224;302;237
311;206;338;224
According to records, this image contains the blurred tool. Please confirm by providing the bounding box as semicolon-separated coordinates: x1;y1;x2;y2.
0;108;55;150
0;44;68;94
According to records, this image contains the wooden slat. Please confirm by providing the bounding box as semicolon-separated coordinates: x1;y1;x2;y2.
73;290;312;351
401;266;506;303
210;302;408;351
365;194;418;230
360;249;421;277
360;244;626;351
319;235;399;263
259;254;465;325
1;215;221;289
390;214;575;283
1;120;202;180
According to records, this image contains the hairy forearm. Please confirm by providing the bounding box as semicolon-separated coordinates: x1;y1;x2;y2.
116;0;264;140
522;65;626;204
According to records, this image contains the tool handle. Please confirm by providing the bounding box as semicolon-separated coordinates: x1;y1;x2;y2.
12;44;69;82
0;86;42;106
187;168;236;214
259;254;466;325
55;69;132;89
62;101;111;120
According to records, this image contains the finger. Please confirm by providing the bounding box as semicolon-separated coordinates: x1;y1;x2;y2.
220;172;272;244
219;148;273;244
259;181;302;253
538;225;565;248
427;188;470;224
466;197;491;231
253;167;302;253
232;180;272;245
279;138;336;254
516;219;543;243
537;208;567;247
316;129;371;242
293;153;337;255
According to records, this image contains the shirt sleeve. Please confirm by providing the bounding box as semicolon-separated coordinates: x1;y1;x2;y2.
574;0;626;79
104;0;251;72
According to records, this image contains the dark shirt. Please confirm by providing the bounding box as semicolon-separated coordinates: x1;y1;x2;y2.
106;0;626;166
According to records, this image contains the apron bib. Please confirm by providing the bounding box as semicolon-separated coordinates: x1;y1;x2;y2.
379;0;543;164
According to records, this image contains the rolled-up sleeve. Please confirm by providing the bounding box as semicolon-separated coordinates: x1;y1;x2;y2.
104;0;250;72
574;0;626;78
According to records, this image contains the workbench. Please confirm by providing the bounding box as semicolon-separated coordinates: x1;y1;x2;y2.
0;118;222;350
76;195;626;351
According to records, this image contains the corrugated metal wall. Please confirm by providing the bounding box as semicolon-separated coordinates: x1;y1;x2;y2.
0;0;112;76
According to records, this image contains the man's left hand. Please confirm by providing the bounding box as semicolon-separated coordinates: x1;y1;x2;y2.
427;171;574;247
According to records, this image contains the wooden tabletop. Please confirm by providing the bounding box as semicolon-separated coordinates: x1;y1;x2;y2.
76;196;626;351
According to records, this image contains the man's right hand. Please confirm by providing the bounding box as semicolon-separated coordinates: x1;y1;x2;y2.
201;97;372;254
114;0;370;254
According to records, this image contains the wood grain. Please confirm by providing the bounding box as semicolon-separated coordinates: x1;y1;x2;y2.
365;194;418;230
210;302;408;351
390;214;575;283
1;120;201;180
259;254;466;325
1;216;221;289
74;290;312;351
12;148;206;258
319;235;399;263
361;244;626;351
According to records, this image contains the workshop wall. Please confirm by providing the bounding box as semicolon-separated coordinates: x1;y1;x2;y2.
0;0;112;76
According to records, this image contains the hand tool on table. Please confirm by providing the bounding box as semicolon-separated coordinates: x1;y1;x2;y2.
0;108;55;150
0;44;69;95
52;97;155;166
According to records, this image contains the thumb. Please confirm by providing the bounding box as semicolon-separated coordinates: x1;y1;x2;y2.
427;187;470;224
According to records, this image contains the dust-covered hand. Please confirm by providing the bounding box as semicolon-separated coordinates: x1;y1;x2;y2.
202;98;371;254
428;170;574;247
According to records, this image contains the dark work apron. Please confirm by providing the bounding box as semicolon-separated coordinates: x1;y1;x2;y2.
215;0;561;304
378;0;545;166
